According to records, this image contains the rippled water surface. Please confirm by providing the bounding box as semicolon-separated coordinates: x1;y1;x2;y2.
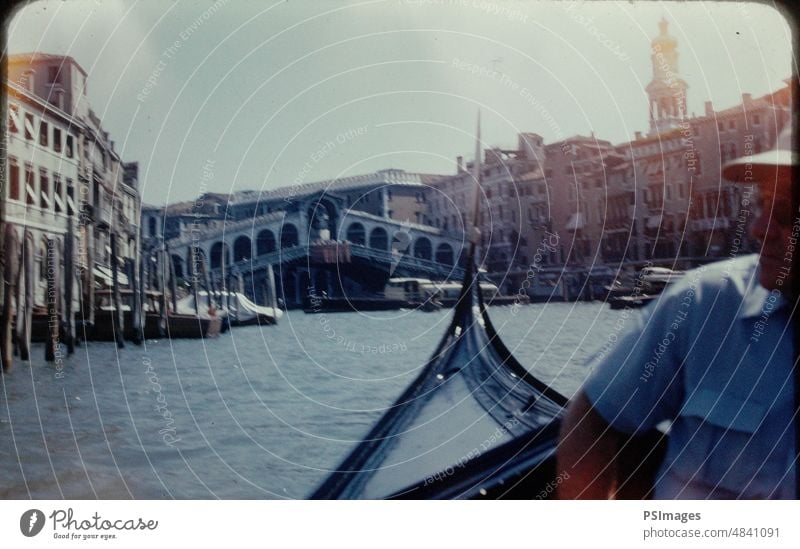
0;302;621;499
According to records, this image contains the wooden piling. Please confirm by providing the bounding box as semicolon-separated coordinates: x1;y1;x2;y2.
84;220;95;328
110;233;125;349
128;257;142;344
140;248;152;335
208;271;217;306
200;254;212;310
225;270;233;315
157;248;168;336
63;216;75;354
211;272;223;309
45;237;60;361
1;225;19;372
16;232;33;361
188;247;200;316
166;243;178;314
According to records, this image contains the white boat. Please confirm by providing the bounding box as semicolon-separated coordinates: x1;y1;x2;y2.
433;281;526;307
176;291;282;326
384;278;440;302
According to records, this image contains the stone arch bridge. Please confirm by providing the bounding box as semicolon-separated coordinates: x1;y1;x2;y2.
164;193;465;308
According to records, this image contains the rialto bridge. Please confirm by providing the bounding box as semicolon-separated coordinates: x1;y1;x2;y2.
161;191;466;308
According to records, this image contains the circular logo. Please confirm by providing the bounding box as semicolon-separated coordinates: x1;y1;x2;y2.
20;509;45;537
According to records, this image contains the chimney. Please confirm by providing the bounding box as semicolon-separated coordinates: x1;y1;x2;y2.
742;92;752;104
635;131;642;140
456;155;464;173
704;101;714;117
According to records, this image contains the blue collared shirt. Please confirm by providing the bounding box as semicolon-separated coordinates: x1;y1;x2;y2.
584;255;795;499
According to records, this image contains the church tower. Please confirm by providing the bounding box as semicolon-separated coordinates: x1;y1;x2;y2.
645;18;688;134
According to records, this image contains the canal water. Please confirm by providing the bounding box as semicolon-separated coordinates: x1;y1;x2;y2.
0;302;621;499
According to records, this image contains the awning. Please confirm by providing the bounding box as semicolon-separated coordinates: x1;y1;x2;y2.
94;265;129;286
565;212;585;230
646;214;663;229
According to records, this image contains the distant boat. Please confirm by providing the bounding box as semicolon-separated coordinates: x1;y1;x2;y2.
433;281;528;308
303;278;442;313
606;266;684;310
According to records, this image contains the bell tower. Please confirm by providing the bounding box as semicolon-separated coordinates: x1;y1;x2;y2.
645;18;688;134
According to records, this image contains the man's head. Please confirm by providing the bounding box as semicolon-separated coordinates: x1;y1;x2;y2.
722;124;797;294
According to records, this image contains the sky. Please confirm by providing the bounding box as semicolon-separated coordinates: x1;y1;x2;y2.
6;0;796;205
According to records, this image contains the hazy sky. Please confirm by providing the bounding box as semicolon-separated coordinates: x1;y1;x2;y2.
7;0;795;204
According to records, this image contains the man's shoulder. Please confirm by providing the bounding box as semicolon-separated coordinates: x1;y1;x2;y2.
663;255;758;303
700;254;759;277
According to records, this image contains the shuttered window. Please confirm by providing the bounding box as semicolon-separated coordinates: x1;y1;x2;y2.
8;158;20;200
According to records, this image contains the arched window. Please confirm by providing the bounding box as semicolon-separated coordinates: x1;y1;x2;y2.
413;237;432;260
280;223;298;248
233;235;252;262
346;223;366;245
210;242;230;269
369;227;388;250
256;230;276;255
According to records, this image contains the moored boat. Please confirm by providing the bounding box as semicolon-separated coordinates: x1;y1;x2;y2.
176;291;282;327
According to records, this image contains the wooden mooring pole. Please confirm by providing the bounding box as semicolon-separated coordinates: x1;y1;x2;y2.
189;248;200;316
45;237;60;361
110;233;125;349
166;243;178;314
1;225;19;372
128;257;142;344
157;248;168;337
16;232;33;361
63;216;75;354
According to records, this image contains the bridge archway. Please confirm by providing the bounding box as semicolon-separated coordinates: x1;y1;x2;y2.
346;222;366;245
256;229;276;255
413;237;432;260
281;223;299;248
369;227;388;251
233;235;252;262
435;243;454;266
210;241;230;269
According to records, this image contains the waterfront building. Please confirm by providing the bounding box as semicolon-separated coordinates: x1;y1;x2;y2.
427;133;548;275
5;53;140;320
426;18;792;289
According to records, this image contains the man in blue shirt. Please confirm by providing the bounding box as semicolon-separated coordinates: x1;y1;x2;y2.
558;126;797;499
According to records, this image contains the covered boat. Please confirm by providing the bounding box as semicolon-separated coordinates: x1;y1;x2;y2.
176;291;282;326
